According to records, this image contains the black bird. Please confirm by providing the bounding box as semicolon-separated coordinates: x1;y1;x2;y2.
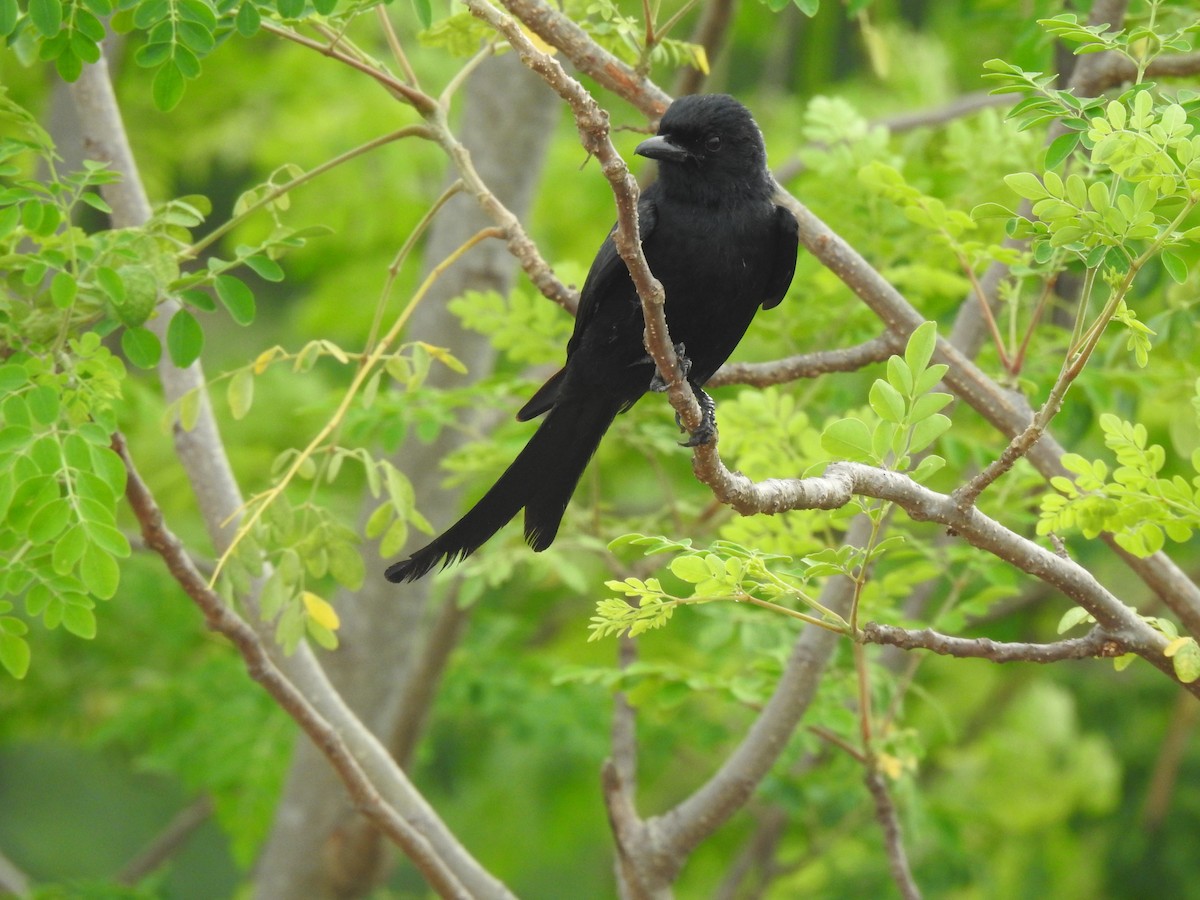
385;94;799;582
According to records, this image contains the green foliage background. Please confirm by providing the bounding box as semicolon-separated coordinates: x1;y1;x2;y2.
2;0;1200;897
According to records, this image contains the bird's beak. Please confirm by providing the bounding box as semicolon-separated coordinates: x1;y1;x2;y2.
635;135;690;163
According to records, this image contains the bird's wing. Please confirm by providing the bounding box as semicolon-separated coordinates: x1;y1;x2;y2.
566;192;660;358
760;204;799;310
517;195;661;422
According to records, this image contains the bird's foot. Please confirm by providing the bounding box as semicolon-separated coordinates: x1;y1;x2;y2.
648;343;690;392
679;386;717;447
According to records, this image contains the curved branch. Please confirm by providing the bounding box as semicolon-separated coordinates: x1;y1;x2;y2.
688;458;1195;693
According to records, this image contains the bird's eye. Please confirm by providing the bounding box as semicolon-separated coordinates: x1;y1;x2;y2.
705;134;722;152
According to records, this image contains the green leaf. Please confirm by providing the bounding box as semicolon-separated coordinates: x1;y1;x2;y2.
52;525;88;575
1045;132;1080;169
243;254;284;282
80;543;120;599
411;0;431;27
166;308;204;367
1057;605;1093;634
152;62;186;112
0;632;30;679
1161;250;1188;285
50;270;77;308
0;0;19;36
1168;638;1200;684
821;418;874;462
904;321;938;376
235;1;260;36
869;380;905;423
227;368;254;419
1004;172;1050;201
971;202;1015;220
908;413;951;454
61;598;97;639
27;384;60;425
215;274;256;325
121;326;162;369
85;520;132;558
29;0;62;34
28;497;70;543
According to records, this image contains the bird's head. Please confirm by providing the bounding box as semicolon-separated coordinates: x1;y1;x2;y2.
634;94;773;204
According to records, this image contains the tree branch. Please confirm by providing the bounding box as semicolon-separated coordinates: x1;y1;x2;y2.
706;335;896;387
117;796;214;885
466;0;702;435
864;769;921;900
862;623;1124;663
115;433;499;899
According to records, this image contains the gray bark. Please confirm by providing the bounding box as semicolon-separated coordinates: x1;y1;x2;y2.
253;53;560;898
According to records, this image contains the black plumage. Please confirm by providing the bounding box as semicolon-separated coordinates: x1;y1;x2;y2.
385;94;799;582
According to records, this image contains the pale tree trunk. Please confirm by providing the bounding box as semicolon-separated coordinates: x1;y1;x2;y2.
253;53;560;898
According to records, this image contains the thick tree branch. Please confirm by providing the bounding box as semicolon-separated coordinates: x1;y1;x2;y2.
686;458;1196;693
500;0;670;117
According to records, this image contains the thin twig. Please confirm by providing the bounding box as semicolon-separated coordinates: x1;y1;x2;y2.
864;769;921;900
706;335;896;387
118;796;215;885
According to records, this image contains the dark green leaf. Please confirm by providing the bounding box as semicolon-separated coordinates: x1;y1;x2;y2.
135;41;173;66
55;48;84;82
152;62;186;112
29;0;62;35
121;326;162;369
180;287;217;311
0;0;19;37
243;254;284;282
410;0;431;27
276;0;303;17
235;1;260;36
166;308;204;367
1044;131;1080;169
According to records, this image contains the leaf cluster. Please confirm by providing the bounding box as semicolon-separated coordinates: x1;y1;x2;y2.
1040;410;1200;558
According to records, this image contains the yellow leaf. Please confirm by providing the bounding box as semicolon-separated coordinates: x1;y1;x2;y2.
1163;636;1189;657
876;752;904;780
302;591;340;631
691;45;710;76
520;23;556;55
253;347;278;374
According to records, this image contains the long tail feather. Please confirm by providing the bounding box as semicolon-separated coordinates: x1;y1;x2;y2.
385;397;619;582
